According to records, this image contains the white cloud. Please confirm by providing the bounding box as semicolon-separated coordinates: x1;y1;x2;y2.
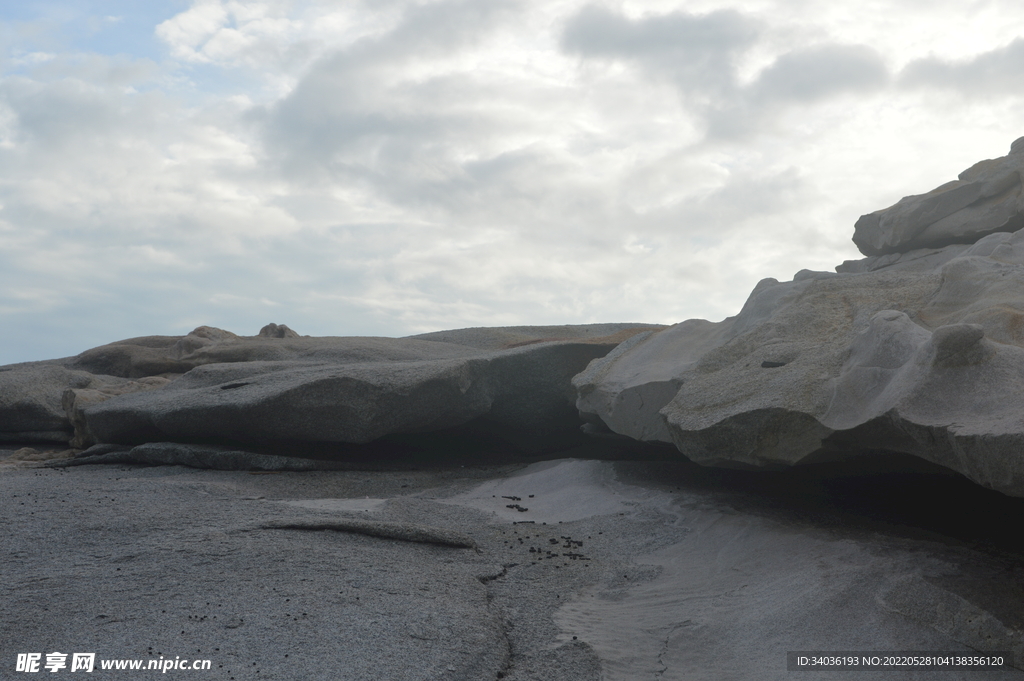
900;37;1024;95
155;0;232;63
2;0;1024;364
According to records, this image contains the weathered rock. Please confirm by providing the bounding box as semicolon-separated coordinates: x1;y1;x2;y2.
49;442;356;471
0;446;74;466
62;376;173;448
3;323;655;452
65;324;538;378
81;338;638;451
408;323;662;351
68;325;291;378
853;136;1024;255
258;323;299;339
575;226;1024;496
0;364;113;442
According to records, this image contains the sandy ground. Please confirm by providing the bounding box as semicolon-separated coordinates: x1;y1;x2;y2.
3;444;1024;680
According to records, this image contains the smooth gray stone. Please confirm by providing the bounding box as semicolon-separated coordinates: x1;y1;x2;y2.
76;443;132;457
67;331;483;379
853;137;1024;256
407;323;663;350
64;323;657;379
0;431;74;442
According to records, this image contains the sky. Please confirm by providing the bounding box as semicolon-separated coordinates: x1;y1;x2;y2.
2;0;1023;365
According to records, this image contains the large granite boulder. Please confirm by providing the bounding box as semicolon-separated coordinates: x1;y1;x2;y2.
575;140;1024;497
853;136;1024;255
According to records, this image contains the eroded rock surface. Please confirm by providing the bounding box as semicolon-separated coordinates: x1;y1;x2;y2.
1;323;657;453
575;139;1024;497
81;339;636;451
854;136;1024;255
0;364;137;443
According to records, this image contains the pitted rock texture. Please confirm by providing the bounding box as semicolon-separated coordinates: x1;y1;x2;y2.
853;136;1024;256
575;226;1024;497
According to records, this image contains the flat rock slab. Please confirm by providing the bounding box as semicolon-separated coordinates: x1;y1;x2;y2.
3;452;1023;679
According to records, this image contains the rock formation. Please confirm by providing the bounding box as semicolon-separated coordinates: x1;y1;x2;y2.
0;364;139;443
0;323;657;453
854;137;1024;255
574;137;1024;497
8;141;1024;500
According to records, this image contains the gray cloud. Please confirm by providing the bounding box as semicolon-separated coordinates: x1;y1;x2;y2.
900;38;1024;94
1;78;152;153
704;42;889;139
751;44;888;103
258;0;520;180
559;6;890;140
560;4;758;59
561;4;759;101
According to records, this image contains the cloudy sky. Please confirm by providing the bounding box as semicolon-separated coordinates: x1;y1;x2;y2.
1;0;1023;364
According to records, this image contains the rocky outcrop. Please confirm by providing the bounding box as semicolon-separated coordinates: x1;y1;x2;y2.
80;338;639;452
62;377;173;448
0;364;122;442
853;136;1024;255
258;323;299;339
1;323;657;453
575;138;1024;498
